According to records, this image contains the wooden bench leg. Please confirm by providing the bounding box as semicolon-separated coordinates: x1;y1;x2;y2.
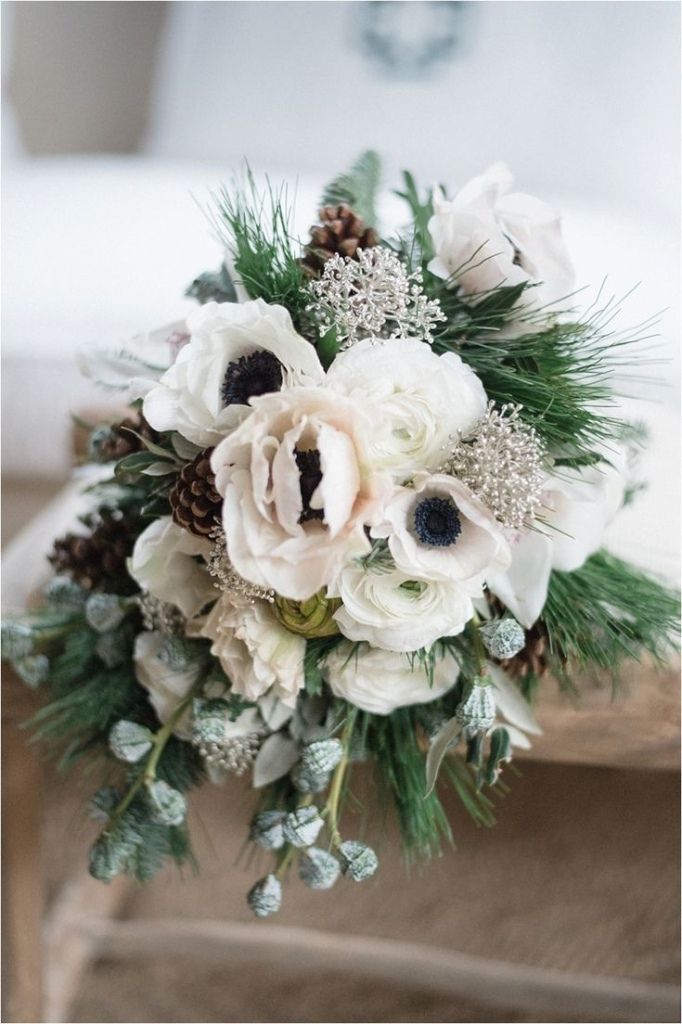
2;673;44;1023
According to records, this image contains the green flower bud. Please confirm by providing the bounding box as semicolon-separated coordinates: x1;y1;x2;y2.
301;738;344;775
455;680;496;739
338;840;378;882
273;592;341;638
480;618;526;660
249;810;285;851
282;805;324;848
13;654;49;688
146;779;187;827
298;847;340;890
247;874;282;917
85;593;125;634
109;720;153;763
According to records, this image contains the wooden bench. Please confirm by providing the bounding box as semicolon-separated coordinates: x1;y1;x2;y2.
2;479;679;1023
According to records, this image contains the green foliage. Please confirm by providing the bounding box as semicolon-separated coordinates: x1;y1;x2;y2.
542;550;680;684
320;150;382;228
436;303;649;461
363;707;452;860
393;170;435;267
304;636;342;695
213;171;310;332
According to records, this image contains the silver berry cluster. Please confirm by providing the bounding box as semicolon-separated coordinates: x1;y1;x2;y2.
307;246;445;350
136;591;186;635
207;527;274;604
445;402;547;530
197;733;262;776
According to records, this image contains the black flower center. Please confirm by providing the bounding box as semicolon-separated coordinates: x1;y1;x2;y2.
221;350;284;407
413;496;462;547
295;447;324;524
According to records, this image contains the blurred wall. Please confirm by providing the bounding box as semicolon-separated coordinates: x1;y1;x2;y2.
7;1;167;154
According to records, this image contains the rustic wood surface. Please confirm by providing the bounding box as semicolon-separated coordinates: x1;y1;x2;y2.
2;670;44;1023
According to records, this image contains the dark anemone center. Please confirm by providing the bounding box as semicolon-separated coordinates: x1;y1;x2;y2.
413;496;462;547
221;350;284;407
295;447;324;524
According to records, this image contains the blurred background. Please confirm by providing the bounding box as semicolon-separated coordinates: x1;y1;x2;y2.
1;3;680;1023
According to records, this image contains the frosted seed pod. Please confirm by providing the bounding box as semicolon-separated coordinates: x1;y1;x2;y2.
338;840;378;881
282;806;324;848
301;738;344;775
249;810;285;851
298;847;340;890
480;618;526;660
247;874;282;917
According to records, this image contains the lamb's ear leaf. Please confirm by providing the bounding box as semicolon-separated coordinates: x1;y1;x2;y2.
253;734;299;788
424;716;462;796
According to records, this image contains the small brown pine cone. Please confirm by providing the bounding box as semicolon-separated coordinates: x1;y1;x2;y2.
97;412;161;462
169;448;222;537
301;203;379;278
49;510;140;594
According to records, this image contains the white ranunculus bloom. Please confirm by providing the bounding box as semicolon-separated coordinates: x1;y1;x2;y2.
198;593;306;708
428;163;575;310
133;631;202;739
373;472;510;586
211;387;392;600
128;516;216;619
143;299;325;446
326;338;487;479
488;457;626;628
324;643;459;715
330;560;474;652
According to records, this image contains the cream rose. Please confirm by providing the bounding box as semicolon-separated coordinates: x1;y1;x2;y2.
373;472;510;586
211;387;392;600
428;163;574;310
324;643;459;715
330;560;474;652
326;338;487;479
128;517;216;618
488;456;626;627
143;299;325;446
198;593;306;708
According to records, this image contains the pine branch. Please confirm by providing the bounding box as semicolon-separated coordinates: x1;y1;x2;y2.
320;151;382;228
212;171;310;331
542;550;680;684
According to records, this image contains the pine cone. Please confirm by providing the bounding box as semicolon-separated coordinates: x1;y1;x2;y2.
169;448;222;537
301;204;379;278
96;412;160;462
49;510;140;594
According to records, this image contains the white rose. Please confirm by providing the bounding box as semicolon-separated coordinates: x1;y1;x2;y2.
428;163;575;310
326;338;487;479
211;386;392;600
488;456;626;628
373;472;510;586
143;299;325;446
198;593;305;708
133;631;202;739
128;516;216;618
324;643;459;715
330;560;473;652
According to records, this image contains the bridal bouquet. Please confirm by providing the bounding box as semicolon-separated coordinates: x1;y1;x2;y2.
4;155;677;916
